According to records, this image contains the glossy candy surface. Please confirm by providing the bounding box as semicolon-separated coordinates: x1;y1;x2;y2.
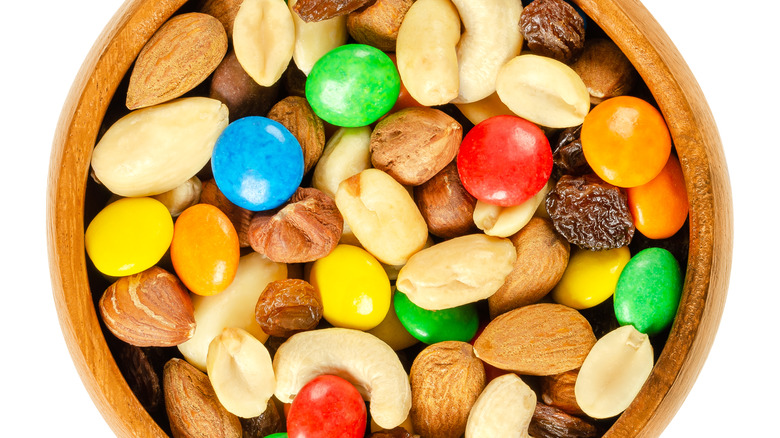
393;290;479;344
211;116;304;211
614;247;683;336
286;375;367;438
306;44;400;127
627;154;689;239
552;246;631;310
170;204;240;296
581;96;671;188
85;197;173;277
308;244;391;330
457;115;552;207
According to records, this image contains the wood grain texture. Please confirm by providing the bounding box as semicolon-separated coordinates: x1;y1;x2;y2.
47;0;733;437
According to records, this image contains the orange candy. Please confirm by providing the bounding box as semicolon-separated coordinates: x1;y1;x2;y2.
171;203;240;296
581;96;671;188
627;154;688;239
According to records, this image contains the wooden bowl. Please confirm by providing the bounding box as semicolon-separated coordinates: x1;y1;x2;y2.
47;0;733;436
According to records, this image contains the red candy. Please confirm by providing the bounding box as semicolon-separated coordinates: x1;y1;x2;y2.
457;115;552;207
287;375;367;438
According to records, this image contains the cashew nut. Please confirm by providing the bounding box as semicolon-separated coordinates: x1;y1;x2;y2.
465;373;536;438
178;252;287;371
273;327;412;429
289;0;348;75
395;234;517;310
312;126;372;199
473;180;553;237
207;327;276;418
395;0;460;106
233;0;295;86
450;0;524;103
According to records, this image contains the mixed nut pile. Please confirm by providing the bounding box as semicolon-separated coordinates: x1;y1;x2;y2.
83;0;690;437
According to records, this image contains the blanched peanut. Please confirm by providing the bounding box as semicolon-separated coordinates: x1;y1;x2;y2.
496;54;590;128
233;0;295;86
465;373;536;438
312;126;372;198
473;180;553;237
335;169;428;266
450;0;524;103
289;0;348;75
395;0;460;106
454;92;517;126
178;252;287;371
152;176;202;217
395;234;516;310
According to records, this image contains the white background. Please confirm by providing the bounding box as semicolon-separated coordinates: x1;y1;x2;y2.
0;0;774;436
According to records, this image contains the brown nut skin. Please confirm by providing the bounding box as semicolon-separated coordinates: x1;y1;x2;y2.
210;50;281;121
293;0;373;22
528;402;599;438
413;161;478;239
200;0;244;38
239;398;284;438
519;0;585;64
199;179;254;248
571;38;638;105
347;0;414;51
267;96;325;174
255;279;323;337
369;427;415;438
410;341;485;438
488;217;570;318
540;369;585;416
164;358;242;438
370;107;463;186
99;266;196;347
248;187;343;263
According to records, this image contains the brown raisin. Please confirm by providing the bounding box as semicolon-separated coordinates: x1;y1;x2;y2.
529;402;600;438
240;399;284;438
293;0;375;23
552;125;591;180
368;427;414;438
520;0;586;63
545;174;635;250
255;279;323;337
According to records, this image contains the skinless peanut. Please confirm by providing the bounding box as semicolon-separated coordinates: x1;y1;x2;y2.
454;92;517;126
288;0;348;75
450;0;524;103
335;169;429;266
152;176;202;217
395;234;516;310
465;373;536;438
395;0;460;106
233;0;295;86
473;180;553;238
312;126;372;198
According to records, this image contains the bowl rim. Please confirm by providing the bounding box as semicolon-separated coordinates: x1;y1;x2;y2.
47;0;733;437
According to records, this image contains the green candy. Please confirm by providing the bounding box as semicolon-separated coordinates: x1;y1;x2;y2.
393;290;479;344
306;44;400;127
614;247;683;336
263;434;288;438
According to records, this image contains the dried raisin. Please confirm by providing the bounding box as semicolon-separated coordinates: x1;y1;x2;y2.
255;278;323;337
520;0;586;63
293;0;374;23
552;125;591;180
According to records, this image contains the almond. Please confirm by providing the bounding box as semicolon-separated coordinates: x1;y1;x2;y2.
163;358;242;438
127;13;228;109
347;0;413;51
474;303;596;376
99;267;195;347
410;341;485;438
267;96;326;174
201;0;244;38
540;369;585;416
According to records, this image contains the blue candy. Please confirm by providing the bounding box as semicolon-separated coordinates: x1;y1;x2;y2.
211;117;304;211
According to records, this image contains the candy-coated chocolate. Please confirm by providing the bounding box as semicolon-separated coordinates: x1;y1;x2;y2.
264;434;288;438
85;197;173;277
170;204;240;296
393;290;479;344
308;245;391;331
306;44;400;127
457;115;552;207
211;116;304;211
627;154;688;239
552;247;631;310
581;96;671;188
287;375;366;438
614;247;683;336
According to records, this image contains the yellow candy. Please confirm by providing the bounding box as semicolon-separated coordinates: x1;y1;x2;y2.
552;246;631;310
309;244;391;331
85;197;174;277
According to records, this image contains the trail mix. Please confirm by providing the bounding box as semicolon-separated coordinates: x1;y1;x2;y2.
84;0;689;436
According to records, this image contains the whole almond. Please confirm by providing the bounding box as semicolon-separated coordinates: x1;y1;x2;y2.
370;107;462;186
410;341;485;438
540;369;585;416
488;217;570;317
163;358;242;438
474;303;596;376
267;96;325;174
201;0;244;38
99;267;196;347
127;13;228;109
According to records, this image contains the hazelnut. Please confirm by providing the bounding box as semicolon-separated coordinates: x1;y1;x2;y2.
413;161;478;239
